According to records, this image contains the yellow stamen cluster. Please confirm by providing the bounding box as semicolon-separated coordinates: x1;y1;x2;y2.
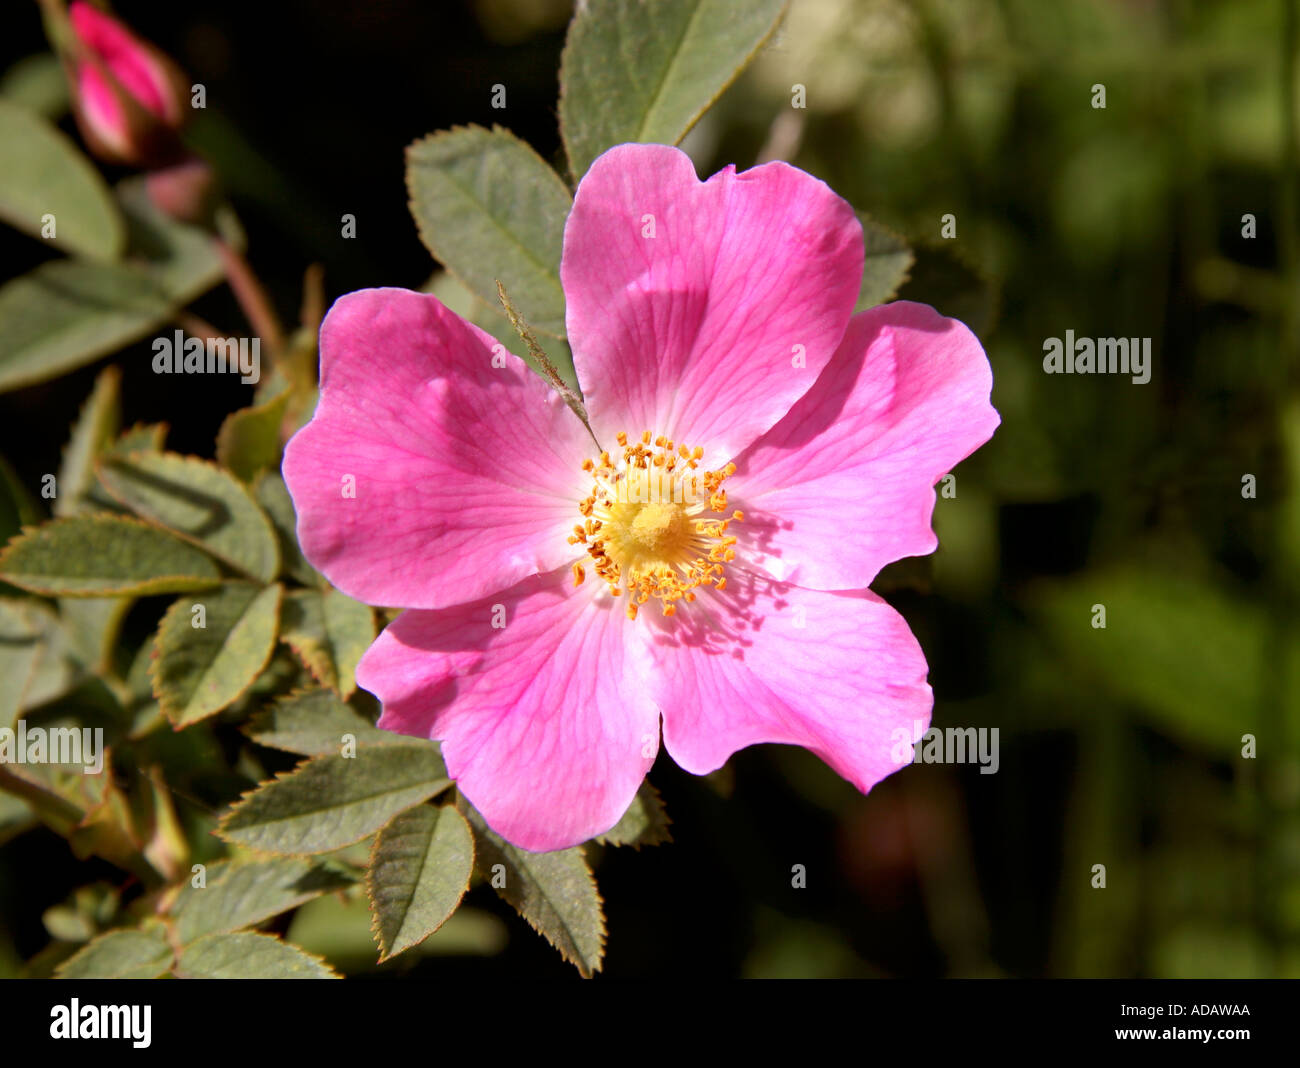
567;430;742;620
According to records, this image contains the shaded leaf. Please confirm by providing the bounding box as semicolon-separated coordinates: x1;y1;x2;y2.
57;596;130;677
55;366;120;517
55;926;172;979
0;98;124;260
171;856;352;945
279;587;375;698
407;125;571;338
251;471;317;586
896;242;998;337
855;212;914;311
559;0;787;179
0;598;79;722
0;514;222;597
461;801;605;977
0;178;226;393
215;389;289;483
97;452;279;582
175;931;339;979
367;803;474;961
246;687;424;756
218;746;451;855
595;780;672;848
151;582;282;727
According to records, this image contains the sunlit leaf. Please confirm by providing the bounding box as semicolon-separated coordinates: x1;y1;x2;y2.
367;803;474;961
218;746;452;855
0;514;222;597
151;582;282;727
559;0;787;179
407;125;571;338
175;931;339;978
461;801;605;977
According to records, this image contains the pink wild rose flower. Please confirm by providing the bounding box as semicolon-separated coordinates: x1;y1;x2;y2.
283;143;999;852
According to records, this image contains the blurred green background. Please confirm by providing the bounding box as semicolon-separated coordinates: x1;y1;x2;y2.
1;0;1297;977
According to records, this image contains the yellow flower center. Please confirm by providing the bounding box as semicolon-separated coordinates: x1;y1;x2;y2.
567;430;742;620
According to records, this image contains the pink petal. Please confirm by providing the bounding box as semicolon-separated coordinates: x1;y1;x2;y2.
75;63;129;156
283;288;595;611
644;568;931;793
731;302;999;589
562;144;863;464
357;569;658;852
69;1;175;122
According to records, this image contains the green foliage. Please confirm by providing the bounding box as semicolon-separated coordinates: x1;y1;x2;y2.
461;802;606;978
246;687;412;756
0;98;124;260
279;587;375;698
54;367;120;518
0;180;228;393
56;926;174;979
174;931;340;978
559;0;788;179
170;856;352;944
218;746;451;855
367;803;474;961
596;781;672;848
97;452;280;582
251;471;318;586
406;125;571;339
856;213;914;311
215;390;290;483
0;515;222;596
151;583;283;726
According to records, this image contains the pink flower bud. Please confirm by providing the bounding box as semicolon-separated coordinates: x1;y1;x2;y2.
66;1;189;167
145;157;218;225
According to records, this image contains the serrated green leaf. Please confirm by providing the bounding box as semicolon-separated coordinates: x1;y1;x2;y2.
559;0;786;180
461;802;605;977
152;582;282;727
98;452;279;582
55;926;172;979
79;423;169;515
279;588;375;698
57;596;129;677
0;178;226;393
0;98;125;260
0;598;79;722
246;687;425;756
596;780;672;848
251;471;317;586
406;125;571;339
218;746;451;855
216;390;289;483
855;212;914;311
368;803;473;961
171;856;353;945
0;514;222;597
55;366;121;517
175;931;339;978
